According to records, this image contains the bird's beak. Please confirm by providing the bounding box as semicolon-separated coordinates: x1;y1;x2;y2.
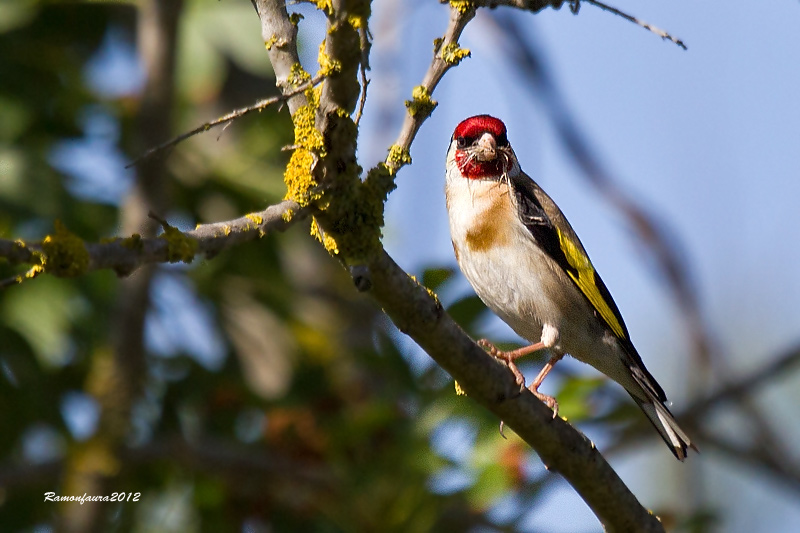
473;133;497;162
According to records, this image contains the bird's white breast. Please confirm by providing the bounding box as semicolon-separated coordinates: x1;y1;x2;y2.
445;169;548;340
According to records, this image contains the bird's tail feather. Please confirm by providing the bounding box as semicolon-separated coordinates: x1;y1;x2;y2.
631;394;696;461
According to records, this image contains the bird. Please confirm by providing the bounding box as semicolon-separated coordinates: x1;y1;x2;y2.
444;114;695;460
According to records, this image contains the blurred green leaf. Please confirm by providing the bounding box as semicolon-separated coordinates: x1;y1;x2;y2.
0;0;38;34
446;294;488;334
0;96;32;141
468;462;511;509
0;145;26;202
554;375;606;422
679;508;721;533
1;278;84;367
421;266;455;292
177;0;273;104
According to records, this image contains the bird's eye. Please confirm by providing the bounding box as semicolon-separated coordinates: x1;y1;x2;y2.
456;136;469;148
496;132;509;147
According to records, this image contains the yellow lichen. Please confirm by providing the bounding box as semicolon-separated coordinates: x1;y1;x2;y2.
276;14;389;264
343;160;395;259
282;209;295;223
289;12;304;26
449;0;475;14
9;264;44;286
294;87;323;147
265;34;278;51
424;284;441;306
158;224;197;264
306;143;385;262
287;63;311;87
441;43;471;65
41;220;89;277
347;144;409;259
26;264;44;279
347;14;365;30
222;225;232;236
404;85;437;119
345;1;370;30
120;233;143;251
246;213;264;226
314;0;333;15
284;150;322;206
11;239;42;266
310;217;339;255
318;42;342;77
454;381;467;396
284;87;325;207
386;144;412;172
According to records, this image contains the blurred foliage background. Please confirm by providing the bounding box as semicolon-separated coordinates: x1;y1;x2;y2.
0;1;549;531
1;0;799;532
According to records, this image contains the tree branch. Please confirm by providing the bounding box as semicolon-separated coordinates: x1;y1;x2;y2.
383;3;476;173
470;0;562;12
365;250;665;532
311;0;363;199
0;201;308;283
251;0;310;116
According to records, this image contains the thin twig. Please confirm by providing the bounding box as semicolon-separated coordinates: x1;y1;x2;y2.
583;0;687;50
0;265;43;289
354;25;371;126
126;75;325;168
251;0;309;117
461;0;558;13
378;3;476;175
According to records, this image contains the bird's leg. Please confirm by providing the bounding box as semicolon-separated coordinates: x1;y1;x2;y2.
478;339;564;418
477;339;546;389
528;353;564;418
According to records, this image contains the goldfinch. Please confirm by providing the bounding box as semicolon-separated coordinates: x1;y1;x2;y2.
445;114;695;460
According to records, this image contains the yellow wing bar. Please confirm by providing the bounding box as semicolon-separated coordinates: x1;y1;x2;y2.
556;228;626;340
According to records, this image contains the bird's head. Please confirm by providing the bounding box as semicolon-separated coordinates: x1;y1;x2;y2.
448;115;517;180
